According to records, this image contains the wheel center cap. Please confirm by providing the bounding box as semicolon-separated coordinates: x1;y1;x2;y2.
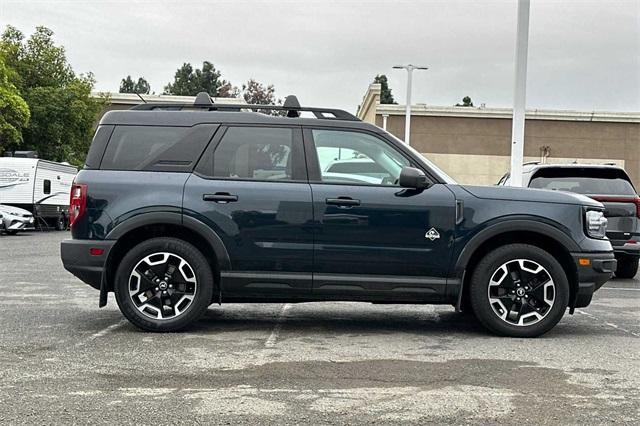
159;281;168;291
516;288;526;297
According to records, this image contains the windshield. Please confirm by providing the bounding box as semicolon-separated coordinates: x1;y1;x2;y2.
385;132;457;184
529;168;637;195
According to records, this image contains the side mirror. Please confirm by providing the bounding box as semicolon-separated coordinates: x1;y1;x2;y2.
398;167;430;189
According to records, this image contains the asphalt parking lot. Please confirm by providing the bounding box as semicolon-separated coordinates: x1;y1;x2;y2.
0;232;638;424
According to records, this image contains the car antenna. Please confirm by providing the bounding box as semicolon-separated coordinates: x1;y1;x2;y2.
135;92;148;104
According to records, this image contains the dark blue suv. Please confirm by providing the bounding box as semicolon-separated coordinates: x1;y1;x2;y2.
61;94;616;337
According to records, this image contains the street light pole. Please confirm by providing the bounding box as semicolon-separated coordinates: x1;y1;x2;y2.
509;0;531;187
393;64;428;146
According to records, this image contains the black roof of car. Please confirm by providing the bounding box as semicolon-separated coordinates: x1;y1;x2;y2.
99;92;380;132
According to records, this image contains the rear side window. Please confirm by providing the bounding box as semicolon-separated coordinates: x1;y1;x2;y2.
529;167;637;195
100;125;217;171
212;127;299;181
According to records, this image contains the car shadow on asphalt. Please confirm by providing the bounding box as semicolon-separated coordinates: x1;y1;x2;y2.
75;305;631;339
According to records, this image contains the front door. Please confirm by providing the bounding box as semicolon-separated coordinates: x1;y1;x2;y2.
183;125;314;297
304;128;456;300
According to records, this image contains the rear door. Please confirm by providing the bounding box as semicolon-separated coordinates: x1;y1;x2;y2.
183;125;314;297
304;127;456;300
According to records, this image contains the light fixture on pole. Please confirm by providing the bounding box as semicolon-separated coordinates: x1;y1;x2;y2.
393;64;428;146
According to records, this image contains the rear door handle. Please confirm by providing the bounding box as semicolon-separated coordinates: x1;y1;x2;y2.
203;192;238;203
326;197;360;207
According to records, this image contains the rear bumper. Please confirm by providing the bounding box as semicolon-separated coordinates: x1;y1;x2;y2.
612;241;640;258
571;251;616;309
60;239;115;290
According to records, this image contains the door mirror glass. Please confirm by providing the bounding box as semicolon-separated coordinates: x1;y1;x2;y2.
399;167;430;189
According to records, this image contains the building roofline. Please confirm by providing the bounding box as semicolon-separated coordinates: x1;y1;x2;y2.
356;81;639;123
375;104;639;123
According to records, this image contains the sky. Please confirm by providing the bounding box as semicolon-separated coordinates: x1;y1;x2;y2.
1;0;638;113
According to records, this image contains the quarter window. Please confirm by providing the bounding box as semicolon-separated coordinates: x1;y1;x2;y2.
213;127;295;181
101;126;187;170
311;129;409;185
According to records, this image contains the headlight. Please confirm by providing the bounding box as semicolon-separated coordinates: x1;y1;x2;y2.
585;210;607;239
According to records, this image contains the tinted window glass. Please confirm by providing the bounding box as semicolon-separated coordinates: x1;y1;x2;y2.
529;168;636;195
43;179;51;194
85;125;114;169
312;129;409;185
101;126;187;170
213;127;294;181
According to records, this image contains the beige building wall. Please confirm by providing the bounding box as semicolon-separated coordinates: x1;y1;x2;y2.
425;153;624;186
356;83;639;186
377;114;639;186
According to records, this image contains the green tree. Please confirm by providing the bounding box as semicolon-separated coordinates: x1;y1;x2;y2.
456;96;474;107
0;25;104;166
164;61;234;97
0;54;30;153
120;75;151;94
373;74;396;104
242;79;278;105
119;75;135;93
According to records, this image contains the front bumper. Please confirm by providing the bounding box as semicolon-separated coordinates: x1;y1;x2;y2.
60;239;115;290
570;251;616;310
5;216;35;231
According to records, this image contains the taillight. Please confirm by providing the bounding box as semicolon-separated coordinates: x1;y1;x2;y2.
69;183;87;228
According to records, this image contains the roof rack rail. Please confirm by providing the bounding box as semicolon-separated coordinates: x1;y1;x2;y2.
523;161;540;166
130;92;360;121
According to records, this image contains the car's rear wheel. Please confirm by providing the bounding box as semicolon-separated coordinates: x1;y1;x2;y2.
114;237;214;332
470;244;569;337
615;256;639;279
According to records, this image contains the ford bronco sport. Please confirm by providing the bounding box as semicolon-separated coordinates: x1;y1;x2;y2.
61;93;616;337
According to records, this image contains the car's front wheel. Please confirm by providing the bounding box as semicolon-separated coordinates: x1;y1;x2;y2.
615;256;639;279
114;237;214;332
470;244;569;337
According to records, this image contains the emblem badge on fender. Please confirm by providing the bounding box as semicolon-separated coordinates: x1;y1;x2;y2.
425;228;440;241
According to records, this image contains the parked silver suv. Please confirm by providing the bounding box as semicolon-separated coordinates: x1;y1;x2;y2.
499;163;639;278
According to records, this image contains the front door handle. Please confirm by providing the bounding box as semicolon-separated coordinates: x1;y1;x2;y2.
203;192;238;203
326;197;360;207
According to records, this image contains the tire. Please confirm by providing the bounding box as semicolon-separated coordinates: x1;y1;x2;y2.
5;230;17;235
469;244;569;338
615;257;639;279
114;237;214;332
55;214;66;231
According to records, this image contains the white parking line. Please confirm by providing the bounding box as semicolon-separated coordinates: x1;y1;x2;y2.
576;310;640;337
76;319;128;346
265;304;291;348
600;287;640;291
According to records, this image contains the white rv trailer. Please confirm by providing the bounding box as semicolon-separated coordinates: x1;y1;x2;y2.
0;157;77;229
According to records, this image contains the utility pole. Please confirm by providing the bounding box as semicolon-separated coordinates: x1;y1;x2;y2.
509;0;531;187
393;64;428;146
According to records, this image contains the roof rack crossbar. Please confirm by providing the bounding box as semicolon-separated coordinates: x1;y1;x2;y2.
130;93;359;121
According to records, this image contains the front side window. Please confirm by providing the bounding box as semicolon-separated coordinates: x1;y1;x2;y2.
213;127;295;181
311;129;409;185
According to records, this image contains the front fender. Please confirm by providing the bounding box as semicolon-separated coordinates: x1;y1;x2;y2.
453;216;581;275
